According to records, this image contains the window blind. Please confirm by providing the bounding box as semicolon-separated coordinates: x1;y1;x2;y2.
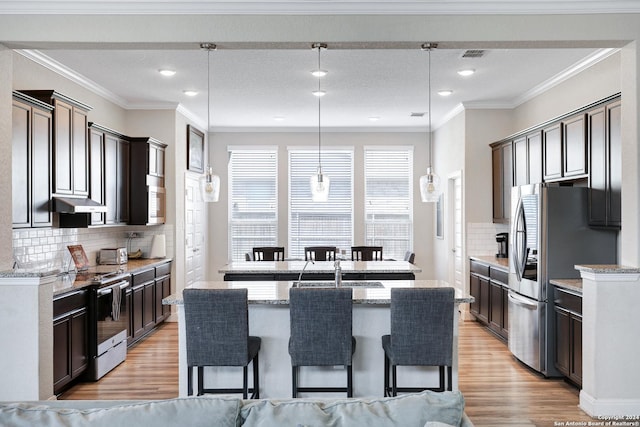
228;148;278;261
364;147;413;260
288;148;353;259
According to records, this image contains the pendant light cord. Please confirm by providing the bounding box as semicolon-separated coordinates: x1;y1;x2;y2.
427;44;433;170
317;44;322;170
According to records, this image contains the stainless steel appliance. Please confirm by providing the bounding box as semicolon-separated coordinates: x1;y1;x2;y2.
508;183;616;377
88;271;130;380
496;232;508;258
97;247;128;265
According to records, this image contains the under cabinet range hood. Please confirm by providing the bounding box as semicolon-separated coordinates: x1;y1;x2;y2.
53;196;108;214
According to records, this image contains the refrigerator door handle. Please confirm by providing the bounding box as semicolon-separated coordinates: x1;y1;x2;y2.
512;198;527;282
508;291;539;309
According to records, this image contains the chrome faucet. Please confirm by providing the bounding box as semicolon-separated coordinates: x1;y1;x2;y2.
334;260;342;288
295;259;314;287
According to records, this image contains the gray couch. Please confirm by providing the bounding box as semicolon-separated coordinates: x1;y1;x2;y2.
0;390;474;426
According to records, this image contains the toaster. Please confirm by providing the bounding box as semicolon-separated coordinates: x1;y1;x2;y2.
98;248;128;265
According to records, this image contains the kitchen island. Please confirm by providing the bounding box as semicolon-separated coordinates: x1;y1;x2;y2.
164;279;472;398
219;260;421;281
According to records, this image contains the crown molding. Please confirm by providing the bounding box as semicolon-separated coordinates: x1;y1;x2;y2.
1;1;639;15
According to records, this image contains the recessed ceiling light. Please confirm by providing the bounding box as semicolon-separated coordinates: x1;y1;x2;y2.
183;90;198;97
273;116;285;121
312;90;326;97
438;90;454;97
158;69;176;77
457;69;475;77
311;69;328;77
368;116;380;122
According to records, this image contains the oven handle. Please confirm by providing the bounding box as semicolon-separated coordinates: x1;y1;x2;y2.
97;280;130;295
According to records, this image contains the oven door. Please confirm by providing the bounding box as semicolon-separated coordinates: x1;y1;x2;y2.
96;279;130;355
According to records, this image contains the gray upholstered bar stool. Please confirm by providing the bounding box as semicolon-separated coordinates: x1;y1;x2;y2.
183;288;261;398
288;287;355;397
381;287;455;396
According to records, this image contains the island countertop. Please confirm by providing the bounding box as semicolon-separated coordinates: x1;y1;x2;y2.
163;279;473;305
218;260;421;275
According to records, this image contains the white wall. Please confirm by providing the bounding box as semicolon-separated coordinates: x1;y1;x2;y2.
0;46;12;269
206;131;432;279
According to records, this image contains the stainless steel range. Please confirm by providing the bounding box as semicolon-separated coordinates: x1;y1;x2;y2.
87;270;130;380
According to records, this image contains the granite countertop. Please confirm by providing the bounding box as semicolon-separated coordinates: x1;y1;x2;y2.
219;260;422;274
575;264;640;274
0;258;174;296
163;279;473;306
469;255;509;270
550;278;583;294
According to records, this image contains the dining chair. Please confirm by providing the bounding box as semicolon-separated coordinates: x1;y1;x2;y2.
351;245;383;261
403;251;415;264
304;246;337;261
288;287;355;397
252;246;285;261
381;287;455;396
183;288;261;398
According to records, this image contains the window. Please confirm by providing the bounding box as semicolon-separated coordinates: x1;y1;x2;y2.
288;148;353;259
364;147;413;260
228;148;278;261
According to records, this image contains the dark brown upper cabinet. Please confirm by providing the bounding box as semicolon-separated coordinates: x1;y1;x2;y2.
129;137;167;225
12;91;54;228
491;140;512;224
588;100;621;228
21;90;92;197
513;130;543;186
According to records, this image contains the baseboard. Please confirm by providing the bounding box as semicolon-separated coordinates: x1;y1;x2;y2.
580;390;640;417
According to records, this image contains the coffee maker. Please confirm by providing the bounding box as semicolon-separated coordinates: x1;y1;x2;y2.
496;232;508;258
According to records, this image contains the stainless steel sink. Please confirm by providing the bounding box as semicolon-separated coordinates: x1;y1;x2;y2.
294;281;384;288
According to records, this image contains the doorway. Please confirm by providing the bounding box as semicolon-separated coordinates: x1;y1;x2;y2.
448;171;464;293
185;174;205;287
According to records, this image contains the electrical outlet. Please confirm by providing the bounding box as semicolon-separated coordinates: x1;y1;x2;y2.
126;232;143;239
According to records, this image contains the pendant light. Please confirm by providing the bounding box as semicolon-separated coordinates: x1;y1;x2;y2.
419;42;442;203
310;43;330;202
200;42;221;202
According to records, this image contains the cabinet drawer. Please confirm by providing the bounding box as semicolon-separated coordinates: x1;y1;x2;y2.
155;262;171;277
489;267;508;285
53;290;88;318
131;268;155;286
554;287;582;316
470;260;489;277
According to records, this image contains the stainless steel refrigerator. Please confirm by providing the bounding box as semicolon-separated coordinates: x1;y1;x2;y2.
508;183;617;377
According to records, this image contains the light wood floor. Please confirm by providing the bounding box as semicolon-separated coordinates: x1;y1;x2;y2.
60;321;596;426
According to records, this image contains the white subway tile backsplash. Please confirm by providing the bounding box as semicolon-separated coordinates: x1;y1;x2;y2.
467;222;509;257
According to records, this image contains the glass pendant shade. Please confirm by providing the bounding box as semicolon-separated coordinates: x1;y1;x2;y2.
310;167;330;202
200;166;220;202
419;167;441;203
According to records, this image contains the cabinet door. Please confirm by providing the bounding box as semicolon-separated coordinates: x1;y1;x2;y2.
104;133;118;225
470;274;481;316
53;316;71;392
588;107;607;226
501;143;512;222
489;280;503;333
31;107;53;227
125;289;133;344
478;276;490;324
117;138;130;223
501;286;509;337
89;128;105;225
608;101;622;227
527;131;542;184
72;107;89;196
154;275;172;323
132;285;145;339
143;282;155;332
70;309;88;378
513;136;528;186
571;315;583;386
53;100;74;195
543;123;562;181
554;307;571;377
492;146;504;221
563;114;587;177
12;101;30;228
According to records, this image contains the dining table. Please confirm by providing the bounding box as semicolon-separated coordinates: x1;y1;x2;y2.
218;260;422;281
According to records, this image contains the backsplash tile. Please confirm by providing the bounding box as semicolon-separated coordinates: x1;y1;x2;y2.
467;222;509;257
12;226;174;271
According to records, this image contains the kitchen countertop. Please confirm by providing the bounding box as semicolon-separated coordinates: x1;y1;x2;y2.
0;258;173;297
575;264;640;274
163;279;473;305
550;278;583;294
469;255;509;270
219;260;421;275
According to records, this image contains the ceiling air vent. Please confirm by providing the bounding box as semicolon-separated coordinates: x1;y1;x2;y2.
461;49;485;58
410;112;426;117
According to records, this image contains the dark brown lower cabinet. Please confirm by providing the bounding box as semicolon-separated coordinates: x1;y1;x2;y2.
129;262;172;346
554;286;583;387
470;259;509;340
53;290;88;394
